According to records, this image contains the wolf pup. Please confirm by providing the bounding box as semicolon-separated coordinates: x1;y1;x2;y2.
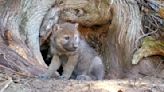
44;22;104;80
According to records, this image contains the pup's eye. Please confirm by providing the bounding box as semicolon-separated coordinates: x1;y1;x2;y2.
64;36;70;40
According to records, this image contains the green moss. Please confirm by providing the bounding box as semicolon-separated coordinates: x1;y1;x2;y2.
132;36;164;64
142;36;164;49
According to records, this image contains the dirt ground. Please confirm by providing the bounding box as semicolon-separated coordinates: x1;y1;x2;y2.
0;73;163;92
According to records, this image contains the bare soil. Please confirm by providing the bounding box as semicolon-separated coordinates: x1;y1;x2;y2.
0;73;163;92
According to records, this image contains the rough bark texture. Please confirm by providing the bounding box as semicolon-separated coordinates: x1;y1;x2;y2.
60;0;112;26
0;0;62;74
105;0;142;78
0;0;61;76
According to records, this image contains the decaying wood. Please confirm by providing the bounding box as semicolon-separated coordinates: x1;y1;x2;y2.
39;7;60;46
104;0;142;79
159;8;164;19
128;56;164;79
59;0;113;26
132;36;164;64
78;24;109;55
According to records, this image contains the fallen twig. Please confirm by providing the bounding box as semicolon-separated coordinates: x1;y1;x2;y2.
0;76;12;92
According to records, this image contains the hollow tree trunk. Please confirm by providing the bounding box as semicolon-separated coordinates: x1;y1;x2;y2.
0;0;57;76
0;0;163;80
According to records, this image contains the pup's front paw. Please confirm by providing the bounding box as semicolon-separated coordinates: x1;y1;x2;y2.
76;75;92;81
58;76;67;80
38;71;60;80
38;74;51;80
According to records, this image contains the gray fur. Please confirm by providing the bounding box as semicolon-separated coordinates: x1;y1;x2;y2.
71;39;104;80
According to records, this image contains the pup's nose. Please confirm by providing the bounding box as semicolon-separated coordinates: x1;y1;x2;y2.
73;44;78;50
73;46;78;50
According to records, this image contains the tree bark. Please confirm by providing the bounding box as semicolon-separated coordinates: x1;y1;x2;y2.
105;0;142;78
0;0;57;76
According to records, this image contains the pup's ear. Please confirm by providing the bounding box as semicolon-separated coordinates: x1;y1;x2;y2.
52;24;62;33
75;23;79;29
56;24;63;31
